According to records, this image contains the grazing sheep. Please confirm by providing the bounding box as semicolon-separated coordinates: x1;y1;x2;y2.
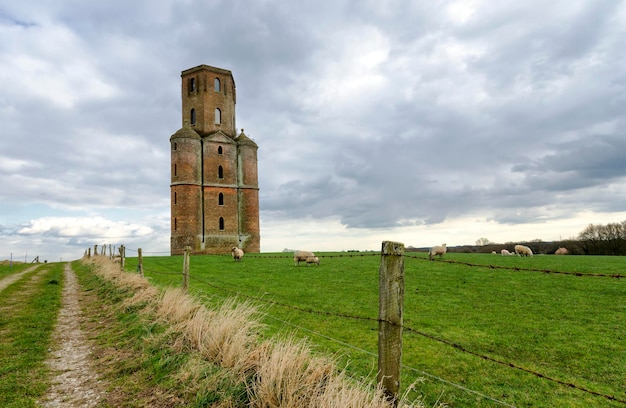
501;249;513;256
429;243;447;261
231;247;244;261
306;256;320;266
554;247;568;255
491;251;497;254
514;244;533;257
294;250;315;266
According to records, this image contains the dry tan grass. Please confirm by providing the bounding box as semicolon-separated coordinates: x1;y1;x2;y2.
245;336;421;408
247;336;335;407
156;287;202;323
83;256;426;408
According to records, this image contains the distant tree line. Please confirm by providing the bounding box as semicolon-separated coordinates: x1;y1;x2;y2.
577;220;626;255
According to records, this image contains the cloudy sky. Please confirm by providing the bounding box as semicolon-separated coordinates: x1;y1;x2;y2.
1;1;626;261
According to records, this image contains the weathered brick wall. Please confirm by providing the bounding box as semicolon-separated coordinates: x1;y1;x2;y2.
181;65;236;138
170;184;202;255
239;187;261;252
203;139;237;185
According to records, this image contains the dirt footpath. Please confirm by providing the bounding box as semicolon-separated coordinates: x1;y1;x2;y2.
41;263;106;407
0;265;40;292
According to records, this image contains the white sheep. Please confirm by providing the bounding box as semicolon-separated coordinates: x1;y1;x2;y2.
554;247;568;255
306;256;320;266
491;251;497;254
429;243;447;261
231;247;244;261
501;249;513;256
294;250;315;266
514;244;533;257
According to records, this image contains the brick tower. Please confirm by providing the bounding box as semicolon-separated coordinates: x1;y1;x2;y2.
170;64;260;255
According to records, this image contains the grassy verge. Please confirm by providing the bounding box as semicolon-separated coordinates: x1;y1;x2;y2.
74;257;413;407
72;260;248;407
0;263;63;407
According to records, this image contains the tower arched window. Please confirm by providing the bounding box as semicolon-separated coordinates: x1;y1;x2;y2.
218;193;224;206
214;78;220;92
214;108;221;124
190;108;196;125
190;77;196;92
218;165;224;179
217;146;223;155
219;217;225;230
173;142;177;151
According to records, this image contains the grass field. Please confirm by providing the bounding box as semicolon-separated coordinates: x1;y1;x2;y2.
122;252;625;407
0;263;63;407
0;262;31;280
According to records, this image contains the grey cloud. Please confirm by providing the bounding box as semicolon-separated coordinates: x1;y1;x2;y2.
1;0;626;256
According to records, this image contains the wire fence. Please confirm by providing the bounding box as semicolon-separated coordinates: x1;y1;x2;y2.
86;245;625;405
125;251;626;406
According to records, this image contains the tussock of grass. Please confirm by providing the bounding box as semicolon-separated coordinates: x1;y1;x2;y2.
194;299;262;373
247;337;335;407
83;256;426;407
157;287;202;323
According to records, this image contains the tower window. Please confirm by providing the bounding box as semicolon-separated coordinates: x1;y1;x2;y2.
217;146;223;155
215;108;221;124
219;217;225;230
218;193;224;205
190;108;196;125
218;165;224;179
173;164;177;176
190;78;196;92
174;192;177;204
214;78;220;92
174;218;177;231
173;142;177;151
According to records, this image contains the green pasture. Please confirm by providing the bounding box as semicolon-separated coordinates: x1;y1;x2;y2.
123;252;626;407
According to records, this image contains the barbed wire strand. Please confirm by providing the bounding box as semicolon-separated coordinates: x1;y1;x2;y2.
404;254;624;278
265;313;516;407
127;250;623;278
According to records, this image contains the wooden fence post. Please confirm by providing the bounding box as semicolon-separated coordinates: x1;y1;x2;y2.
137;248;144;277
120;245;125;270
378;240;405;406
94;244;98;256
182;246;190;293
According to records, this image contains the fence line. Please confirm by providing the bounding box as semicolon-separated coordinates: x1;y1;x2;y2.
178;267;626;405
405;254;625;278
94;247;624;278
178;251;624;279
104;249;626;405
